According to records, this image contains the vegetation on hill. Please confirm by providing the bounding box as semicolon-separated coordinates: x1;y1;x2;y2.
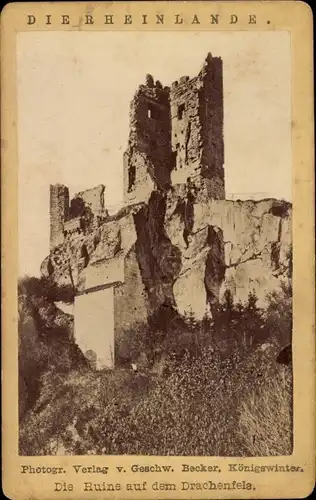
18;275;292;456
18;276;87;420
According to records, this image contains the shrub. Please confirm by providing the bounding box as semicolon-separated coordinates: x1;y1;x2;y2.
264;280;292;348
18;275;86;422
18;275;74;304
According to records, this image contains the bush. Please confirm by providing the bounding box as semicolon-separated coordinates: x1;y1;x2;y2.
264;280;292;348
18;275;86;422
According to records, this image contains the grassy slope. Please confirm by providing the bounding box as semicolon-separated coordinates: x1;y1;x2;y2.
19;278;292;456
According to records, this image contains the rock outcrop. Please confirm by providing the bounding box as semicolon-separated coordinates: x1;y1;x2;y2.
41;187;292;331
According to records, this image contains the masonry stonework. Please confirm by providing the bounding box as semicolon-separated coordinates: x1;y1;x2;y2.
124;53;224;206
49;183;108;250
77;184;108;219
170;54;224;200
123;76;171;205
50;184;69;248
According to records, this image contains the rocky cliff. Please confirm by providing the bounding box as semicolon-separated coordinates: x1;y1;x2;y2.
41;184;292;337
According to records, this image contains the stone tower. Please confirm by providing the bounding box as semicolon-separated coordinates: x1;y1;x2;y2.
170;53;224;200
50;184;69;249
123;75;171;205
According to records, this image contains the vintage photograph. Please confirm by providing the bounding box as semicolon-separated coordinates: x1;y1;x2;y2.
17;31;292;456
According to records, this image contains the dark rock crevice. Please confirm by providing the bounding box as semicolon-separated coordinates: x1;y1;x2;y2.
183;187;195;248
271;241;281;272
133;190;182;314
171;187;196;248
204;226;226;318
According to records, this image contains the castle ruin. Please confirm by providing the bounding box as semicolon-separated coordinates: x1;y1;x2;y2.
123;53;224;206
50;53;225;250
50;184;108;248
44;54;292;370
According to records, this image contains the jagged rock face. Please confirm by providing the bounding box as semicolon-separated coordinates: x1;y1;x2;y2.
42;188;292;329
133;192;182;313
166;193;291;318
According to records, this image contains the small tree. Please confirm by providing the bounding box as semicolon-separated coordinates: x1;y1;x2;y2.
223;289;234;313
247;290;258;313
184;308;198;332
265;281;292;347
241;290;266;347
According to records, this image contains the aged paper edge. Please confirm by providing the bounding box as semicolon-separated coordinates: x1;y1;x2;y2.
1;1;315;499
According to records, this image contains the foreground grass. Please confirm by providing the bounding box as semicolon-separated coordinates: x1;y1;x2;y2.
19;341;292;456
238;365;292;456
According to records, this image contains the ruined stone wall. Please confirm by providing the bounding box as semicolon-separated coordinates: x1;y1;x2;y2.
124;76;171;205
74;287;115;369
199;55;225;199
114;248;148;343
49;183;110;250
170;54;224;200
50;184;69;249
123;54;224;206
123;150;155;207
170;75;202;185
77;257;124;293
43;204;141;290
77;184;107;218
64;217;82;235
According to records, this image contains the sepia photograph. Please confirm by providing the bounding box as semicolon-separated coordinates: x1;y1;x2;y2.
17;30;293;457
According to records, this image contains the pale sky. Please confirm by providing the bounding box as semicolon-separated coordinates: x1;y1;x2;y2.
17;31;291;277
